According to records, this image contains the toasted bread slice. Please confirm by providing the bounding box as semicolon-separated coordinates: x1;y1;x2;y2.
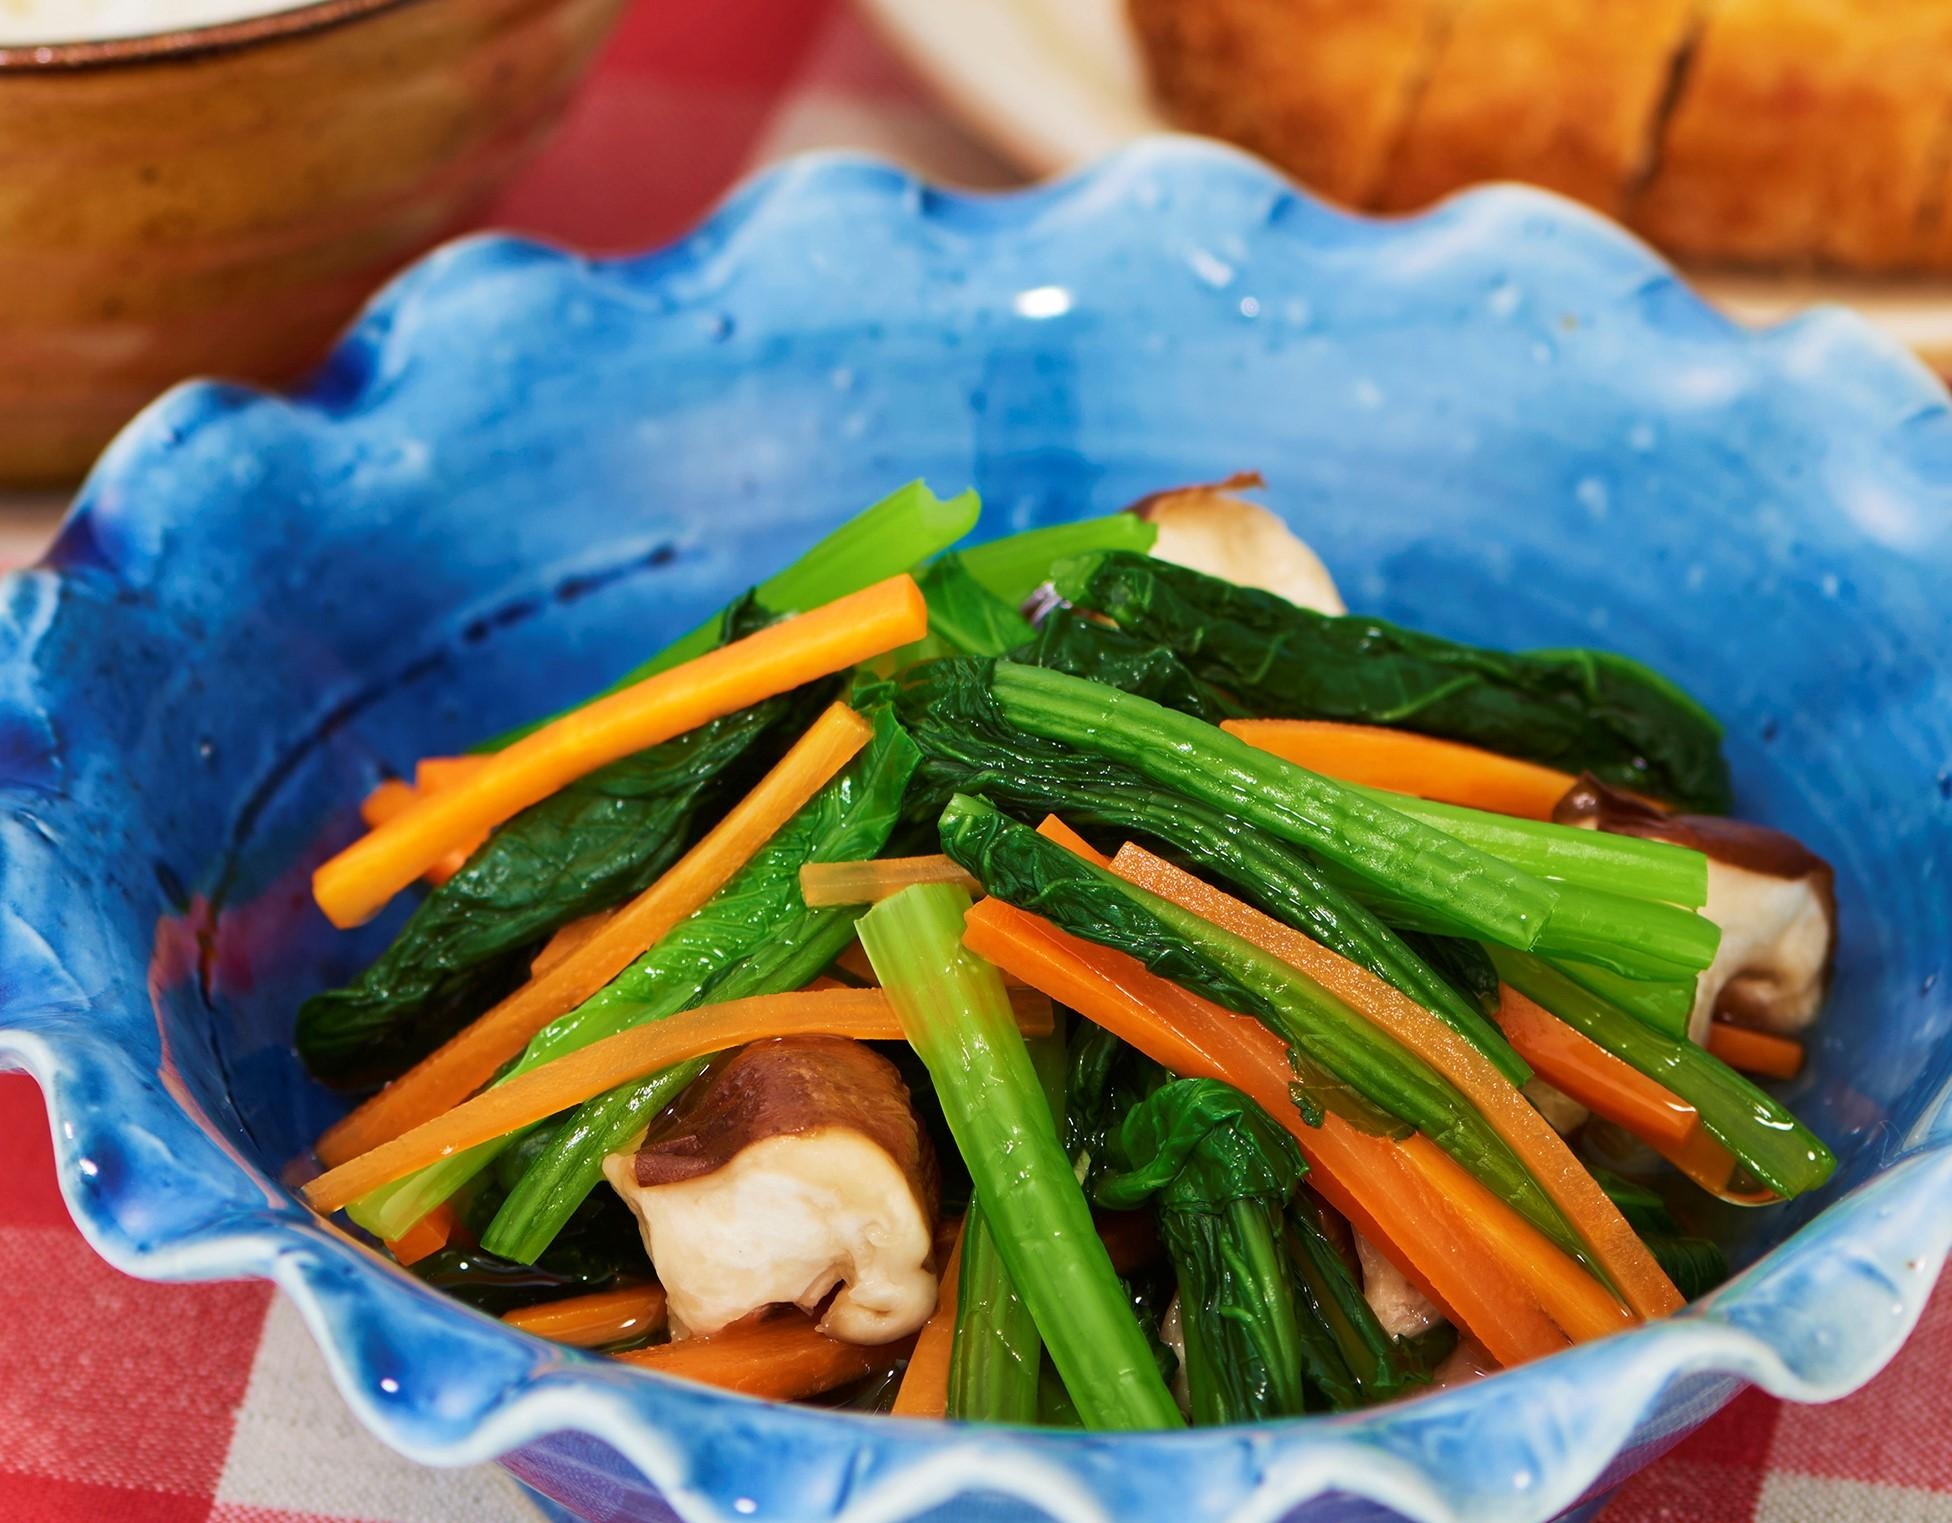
1128;0;1452;207
1636;0;1952;271
1383;0;1700;218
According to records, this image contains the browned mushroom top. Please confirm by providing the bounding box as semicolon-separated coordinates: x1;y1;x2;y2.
1553;775;1836;1040
634;1035;936;1209
603;1036;940;1345
1552;776;1833;886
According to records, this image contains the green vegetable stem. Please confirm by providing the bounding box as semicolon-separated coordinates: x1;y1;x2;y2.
859;882;1182;1432
1054;550;1733;812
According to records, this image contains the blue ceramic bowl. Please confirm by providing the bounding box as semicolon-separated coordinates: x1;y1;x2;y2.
4;140;1952;1523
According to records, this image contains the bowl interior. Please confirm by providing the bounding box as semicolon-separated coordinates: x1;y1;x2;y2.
37;156;1952;1329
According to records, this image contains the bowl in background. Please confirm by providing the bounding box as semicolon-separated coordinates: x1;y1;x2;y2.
0;0;628;487
3;142;1951;1523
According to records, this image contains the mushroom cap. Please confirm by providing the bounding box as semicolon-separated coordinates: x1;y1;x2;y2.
1553;776;1837;1041
605;1036;939;1345
1132;473;1348;615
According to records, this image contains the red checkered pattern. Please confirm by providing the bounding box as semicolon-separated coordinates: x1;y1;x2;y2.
0;2;1944;1518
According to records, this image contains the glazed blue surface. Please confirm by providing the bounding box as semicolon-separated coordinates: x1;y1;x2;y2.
3;140;1952;1523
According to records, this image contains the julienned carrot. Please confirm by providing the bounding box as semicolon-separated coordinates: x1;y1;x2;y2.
1222;719;1577;821
532;912;609;978
1109;844;1678;1320
891;1226;965;1417
831;940;879;985
1496;987;1775;1205
1494;986;1699;1149
360;774;482;882
613;1312;913;1398
314;704;873;1169
382;1201;456;1267
360;781;475;883
1034;814;1111;867
800;855;981;907
1708;1023;1805;1081
415;756;490;792
306;988;885;1213
503;1284;669;1348
958;898;1569;1367
1393;1137;1631;1340
313;574;929;928
306;986;1053;1215
361;779;417;830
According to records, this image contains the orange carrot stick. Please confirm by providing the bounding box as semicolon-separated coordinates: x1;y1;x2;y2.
890;1225;965;1417
1034;813;1111;867
504;1284;669;1349
1495;988;1776;1205
415;756;490;792
1493;986;1699;1149
799;855;982;907
1707;1022;1805;1081
831;940;879;985
307;985;1053;1215
364;768;485;879
313;575;929;928
360;779;418;830
531;912;610;978
614;1312;912;1398
314;704;872;1168
307;988;892;1213
1394;1137;1631;1341
1222;719;1578;820
958;898;1570;1367
382;1201;456;1267
1110;844;1677;1320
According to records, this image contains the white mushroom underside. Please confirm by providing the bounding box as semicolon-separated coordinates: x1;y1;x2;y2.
603;1128;937;1345
1689;860;1832;1042
1145;493;1348;615
1354;1230;1442;1340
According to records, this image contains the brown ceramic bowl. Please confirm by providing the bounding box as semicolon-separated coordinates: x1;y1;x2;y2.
0;0;629;487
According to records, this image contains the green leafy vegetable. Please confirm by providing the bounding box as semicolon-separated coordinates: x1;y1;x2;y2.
298;665;811;1090
949;1030;1067;1423
1017;608;1227;723
1493;950;1836;1199
895;657;1530;1085
938;794;1597;1271
957;512;1158;607
1066;1022;1169;1187
1285;1192;1429;1408
912;554;1036;660
986;661;1558;950
1096;1078;1309;1424
485;480;979;749
1397;932;1500;1018
476;713;923;1261
859;882;1182;1431
1055;550;1733;812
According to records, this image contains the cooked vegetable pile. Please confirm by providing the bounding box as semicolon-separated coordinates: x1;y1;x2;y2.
294;477;1838;1424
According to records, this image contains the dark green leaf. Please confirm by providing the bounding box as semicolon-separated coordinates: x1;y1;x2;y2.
1054;551;1732;812
915;553;1037;658
1094;1079;1307;1424
1015;608;1228;722
1286;1193;1429;1408
296;682;812;1089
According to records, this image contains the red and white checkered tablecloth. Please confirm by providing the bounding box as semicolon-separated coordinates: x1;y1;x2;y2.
1;3;1946;1519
